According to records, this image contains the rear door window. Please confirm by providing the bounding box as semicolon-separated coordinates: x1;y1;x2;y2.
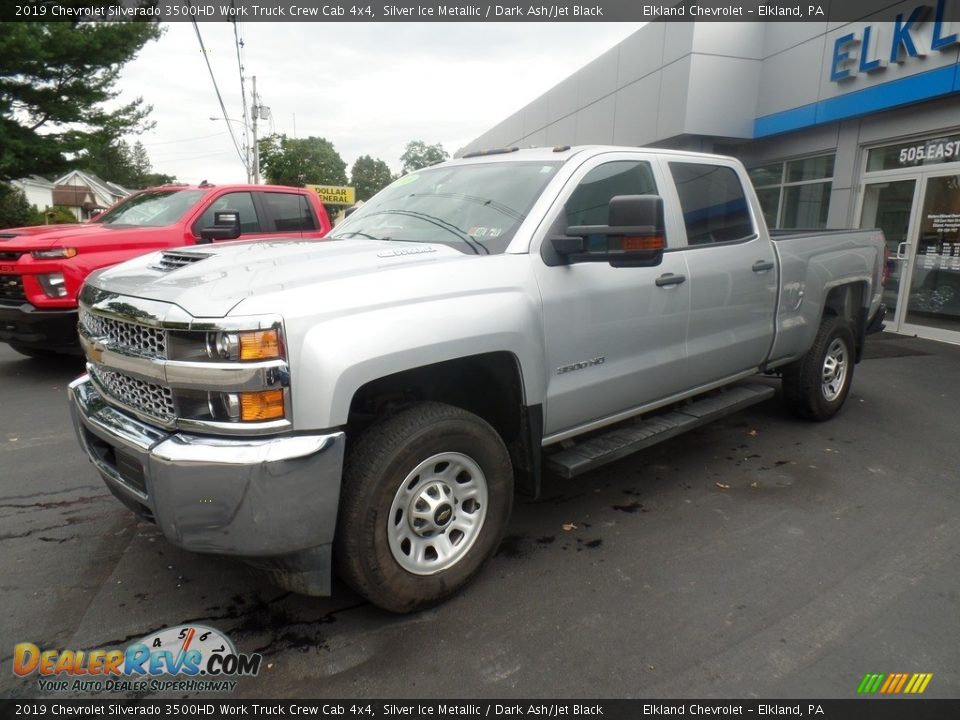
261;192;318;232
668;162;755;245
193;192;262;236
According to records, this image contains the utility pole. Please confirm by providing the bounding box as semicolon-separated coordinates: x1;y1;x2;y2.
251;75;261;184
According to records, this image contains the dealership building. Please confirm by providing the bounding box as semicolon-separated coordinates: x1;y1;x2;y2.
461;11;960;344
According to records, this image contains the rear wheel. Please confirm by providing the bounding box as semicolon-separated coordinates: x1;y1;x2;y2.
335;402;514;613
782;315;855;421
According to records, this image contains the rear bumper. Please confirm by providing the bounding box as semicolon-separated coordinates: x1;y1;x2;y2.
0;301;79;352
68;374;345;576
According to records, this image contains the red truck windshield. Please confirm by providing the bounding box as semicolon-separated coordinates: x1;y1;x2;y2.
96;189;206;227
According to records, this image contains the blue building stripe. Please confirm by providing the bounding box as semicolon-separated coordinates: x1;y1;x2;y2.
754;63;960;138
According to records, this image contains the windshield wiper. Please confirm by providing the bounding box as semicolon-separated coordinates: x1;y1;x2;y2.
331;230;387;241
408;191;524;222
355;210;487;255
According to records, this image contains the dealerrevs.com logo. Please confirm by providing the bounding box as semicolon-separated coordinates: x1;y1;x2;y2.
13;624;261;694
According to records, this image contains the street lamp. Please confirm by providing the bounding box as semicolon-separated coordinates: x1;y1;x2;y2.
209;76;268;185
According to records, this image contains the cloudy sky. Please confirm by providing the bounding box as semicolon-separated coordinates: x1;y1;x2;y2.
115;22;643;185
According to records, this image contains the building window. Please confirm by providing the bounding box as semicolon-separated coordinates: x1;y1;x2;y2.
748;154;834;229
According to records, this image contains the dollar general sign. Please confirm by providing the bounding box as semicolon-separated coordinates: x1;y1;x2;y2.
306;184;355;205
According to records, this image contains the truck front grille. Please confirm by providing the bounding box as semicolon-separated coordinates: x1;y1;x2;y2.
0;275;25;303
89;365;175;421
80;308;167;358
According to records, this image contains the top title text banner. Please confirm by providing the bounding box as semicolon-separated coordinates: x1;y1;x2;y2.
4;0;955;23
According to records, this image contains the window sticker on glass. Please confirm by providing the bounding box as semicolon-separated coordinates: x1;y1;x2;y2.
540;166;554;174
392;174;420;187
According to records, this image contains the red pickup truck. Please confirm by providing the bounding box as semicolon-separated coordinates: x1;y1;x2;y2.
0;183;331;357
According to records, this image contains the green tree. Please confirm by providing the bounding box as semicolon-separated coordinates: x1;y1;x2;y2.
0;20;162;181
258;134;347;187
78;136;136;186
77;137;174;188
350;155;394;201
0;182;35;227
400;140;448;174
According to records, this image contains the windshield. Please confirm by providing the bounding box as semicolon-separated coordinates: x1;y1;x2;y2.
331;161;561;254
96;189;206;227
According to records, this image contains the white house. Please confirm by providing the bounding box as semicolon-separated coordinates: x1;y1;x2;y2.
10;175;55;212
52;170;132;221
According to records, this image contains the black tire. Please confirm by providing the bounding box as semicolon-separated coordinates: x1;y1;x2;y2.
335;402;514;613
9;343;58;359
782;314;856;421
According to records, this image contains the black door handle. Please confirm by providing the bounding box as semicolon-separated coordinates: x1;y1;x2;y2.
752;260;775;273
655;273;686;287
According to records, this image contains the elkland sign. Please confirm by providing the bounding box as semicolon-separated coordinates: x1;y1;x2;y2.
831;0;958;81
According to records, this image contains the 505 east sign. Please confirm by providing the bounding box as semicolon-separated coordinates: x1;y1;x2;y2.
831;0;958;82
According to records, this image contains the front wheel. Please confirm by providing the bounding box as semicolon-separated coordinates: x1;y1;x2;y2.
335;402;514;613
782;315;856;421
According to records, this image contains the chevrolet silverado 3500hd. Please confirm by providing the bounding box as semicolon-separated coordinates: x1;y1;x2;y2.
68;146;886;612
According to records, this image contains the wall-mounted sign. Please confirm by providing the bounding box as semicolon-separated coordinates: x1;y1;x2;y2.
830;0;958;82
305;184;355;205
867;134;960;171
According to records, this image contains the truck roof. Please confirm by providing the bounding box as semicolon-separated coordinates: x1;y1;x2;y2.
138;184;317;193
447;145;738;166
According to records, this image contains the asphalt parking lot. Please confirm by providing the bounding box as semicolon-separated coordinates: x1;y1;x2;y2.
1;333;958;700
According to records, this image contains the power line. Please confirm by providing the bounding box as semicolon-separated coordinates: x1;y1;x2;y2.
141;131;228;147
189;14;247;171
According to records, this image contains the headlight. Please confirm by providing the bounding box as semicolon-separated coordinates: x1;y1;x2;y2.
205;330;281;361
31;248;77;259
36;273;67;298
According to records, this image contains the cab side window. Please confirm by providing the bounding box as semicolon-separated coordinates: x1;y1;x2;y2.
565;161;658;228
668;163;754;245
193;192;261;236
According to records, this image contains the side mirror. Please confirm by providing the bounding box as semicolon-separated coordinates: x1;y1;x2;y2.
551;195;665;268
89;209;103;220
199;210;241;243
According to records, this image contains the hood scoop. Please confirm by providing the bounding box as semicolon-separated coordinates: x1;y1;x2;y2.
151;250;212;272
0;233;19;240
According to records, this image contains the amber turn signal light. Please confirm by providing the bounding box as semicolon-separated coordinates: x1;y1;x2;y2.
239;389;285;421
623;235;665;252
239;330;281;361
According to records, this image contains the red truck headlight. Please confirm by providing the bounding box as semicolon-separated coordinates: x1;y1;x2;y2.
31;248;77;259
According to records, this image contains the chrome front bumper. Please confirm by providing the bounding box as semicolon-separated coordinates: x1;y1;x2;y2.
68;374;345;559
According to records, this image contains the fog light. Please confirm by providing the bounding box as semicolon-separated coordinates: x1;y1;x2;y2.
37;273;67;298
239;389;285;421
207;392;241;420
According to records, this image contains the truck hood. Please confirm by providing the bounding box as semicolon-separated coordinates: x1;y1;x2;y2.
86;238;478;317
0;222;173;251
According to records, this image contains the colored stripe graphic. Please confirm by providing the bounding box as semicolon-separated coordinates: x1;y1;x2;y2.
857;673;932;694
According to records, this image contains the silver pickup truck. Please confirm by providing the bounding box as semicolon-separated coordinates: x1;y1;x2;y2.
68;146;886;612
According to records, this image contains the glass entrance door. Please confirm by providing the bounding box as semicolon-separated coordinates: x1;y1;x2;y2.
902;172;960;338
860;178;919;330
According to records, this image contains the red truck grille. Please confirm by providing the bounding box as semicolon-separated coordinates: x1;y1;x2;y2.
0;275;25;304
